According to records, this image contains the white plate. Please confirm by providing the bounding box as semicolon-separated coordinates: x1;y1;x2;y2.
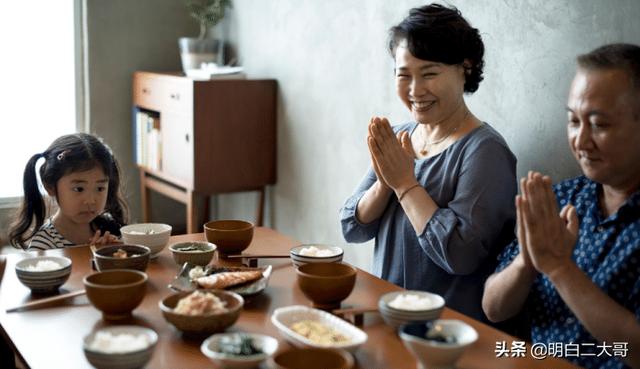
270;305;367;353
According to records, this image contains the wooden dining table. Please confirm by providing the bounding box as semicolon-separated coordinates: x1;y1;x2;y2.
0;228;580;369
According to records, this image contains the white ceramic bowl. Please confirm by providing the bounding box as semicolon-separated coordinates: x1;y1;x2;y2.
271;305;367;353
83;325;158;369
201;332;278;369
120;223;172;257
15;256;72;293
399;320;478;369
289;244;344;267
378;290;445;328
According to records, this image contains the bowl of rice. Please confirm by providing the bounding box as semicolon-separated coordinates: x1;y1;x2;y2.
159;289;244;335
289;244;343;267
83;325;158;369
15;256;72;294
378;290;445;328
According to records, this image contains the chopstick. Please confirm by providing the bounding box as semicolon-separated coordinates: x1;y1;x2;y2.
6;289;86;313
332;307;379;315
225;254;290;259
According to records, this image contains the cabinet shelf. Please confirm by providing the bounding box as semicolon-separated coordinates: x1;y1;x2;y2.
132;71;277;233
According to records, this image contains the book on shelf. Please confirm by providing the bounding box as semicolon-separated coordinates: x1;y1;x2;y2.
133;108;162;171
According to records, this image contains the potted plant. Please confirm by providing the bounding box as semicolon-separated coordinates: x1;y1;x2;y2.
179;0;233;73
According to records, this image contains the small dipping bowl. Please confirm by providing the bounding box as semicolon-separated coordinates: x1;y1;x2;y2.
399;320;478;369
201;332;279;369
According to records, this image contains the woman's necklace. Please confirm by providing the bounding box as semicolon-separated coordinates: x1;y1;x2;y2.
418;111;469;156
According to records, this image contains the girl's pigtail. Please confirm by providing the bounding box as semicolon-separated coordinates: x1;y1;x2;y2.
8;153;48;249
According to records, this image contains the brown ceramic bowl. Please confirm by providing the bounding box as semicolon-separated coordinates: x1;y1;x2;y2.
296;262;357;310
203;220;254;256
159;290;244;335
93;244;151;272
270;347;354;369
83;269;148;320
169;241;217;266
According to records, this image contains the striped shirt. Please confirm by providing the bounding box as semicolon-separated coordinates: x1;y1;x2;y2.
28;220;75;250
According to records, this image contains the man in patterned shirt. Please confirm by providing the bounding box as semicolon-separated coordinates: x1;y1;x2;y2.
482;43;640;369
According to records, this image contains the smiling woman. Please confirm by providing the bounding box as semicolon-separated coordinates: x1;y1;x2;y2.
340;3;518;323
0;1;81;202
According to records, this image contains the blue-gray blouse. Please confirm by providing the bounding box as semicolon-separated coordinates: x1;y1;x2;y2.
340;122;517;321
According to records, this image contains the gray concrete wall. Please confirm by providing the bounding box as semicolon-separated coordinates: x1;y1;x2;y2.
216;0;640;271
84;0;198;229
4;1;638;272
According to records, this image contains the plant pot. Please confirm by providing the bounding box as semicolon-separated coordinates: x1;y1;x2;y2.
179;37;222;73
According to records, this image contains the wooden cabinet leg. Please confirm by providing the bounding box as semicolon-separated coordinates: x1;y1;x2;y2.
140;170;151;222
203;196;210;225
187;190;198;234
256;187;265;227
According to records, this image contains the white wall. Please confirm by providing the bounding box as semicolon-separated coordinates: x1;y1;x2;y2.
216;0;640;271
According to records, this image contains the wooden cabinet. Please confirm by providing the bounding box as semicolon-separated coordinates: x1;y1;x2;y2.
132;72;277;233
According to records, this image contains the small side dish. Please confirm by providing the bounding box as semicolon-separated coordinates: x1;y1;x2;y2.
216;334;263;356
290;320;351;346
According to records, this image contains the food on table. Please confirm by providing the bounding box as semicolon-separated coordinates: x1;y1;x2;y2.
173;291;227;315
175;243;209;252
216;334;263;356
290;320;351;345
388;293;438;310
188;266;207;280
87;331;152;353
24;260;63;272
196;270;263;289
110;248;140;259
112;249;128;258
128;229;156;235
425;325;457;344
298;246;338;257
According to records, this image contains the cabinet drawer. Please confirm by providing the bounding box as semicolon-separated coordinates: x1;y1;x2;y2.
133;73;162;110
162;78;192;113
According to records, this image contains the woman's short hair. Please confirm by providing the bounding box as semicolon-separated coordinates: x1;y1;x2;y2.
388;3;485;93
577;43;640;92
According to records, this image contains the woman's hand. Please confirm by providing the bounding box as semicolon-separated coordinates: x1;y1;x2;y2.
367;117;417;193
89;230;121;246
518;172;579;277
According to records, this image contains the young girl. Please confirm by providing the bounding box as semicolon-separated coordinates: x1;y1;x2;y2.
9;133;129;250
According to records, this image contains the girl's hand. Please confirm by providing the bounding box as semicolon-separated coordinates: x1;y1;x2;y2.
89;230;121;246
367;116;417;193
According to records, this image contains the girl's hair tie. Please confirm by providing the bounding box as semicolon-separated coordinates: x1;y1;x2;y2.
56;149;71;161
